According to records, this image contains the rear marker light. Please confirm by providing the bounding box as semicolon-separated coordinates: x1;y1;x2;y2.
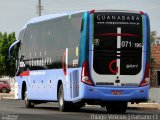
140;11;145;15
90;10;95;14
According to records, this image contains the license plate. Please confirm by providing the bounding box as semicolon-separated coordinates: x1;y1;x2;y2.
112;90;123;95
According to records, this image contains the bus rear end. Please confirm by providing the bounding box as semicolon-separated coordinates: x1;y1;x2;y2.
80;10;150;113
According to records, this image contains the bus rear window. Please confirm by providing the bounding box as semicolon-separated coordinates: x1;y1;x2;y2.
93;12;143;75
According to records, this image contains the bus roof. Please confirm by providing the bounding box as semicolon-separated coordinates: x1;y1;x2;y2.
95;10;143;14
21;10;87;30
20;10;146;31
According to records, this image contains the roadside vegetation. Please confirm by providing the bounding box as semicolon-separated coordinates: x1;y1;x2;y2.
0;32;16;77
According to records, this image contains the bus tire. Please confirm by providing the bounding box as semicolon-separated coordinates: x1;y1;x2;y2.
106;102;127;114
24;87;34;108
58;84;69;112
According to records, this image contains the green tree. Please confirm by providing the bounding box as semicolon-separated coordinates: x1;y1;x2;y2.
0;32;16;77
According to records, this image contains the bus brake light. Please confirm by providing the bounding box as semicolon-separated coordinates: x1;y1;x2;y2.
139;63;150;87
81;61;94;86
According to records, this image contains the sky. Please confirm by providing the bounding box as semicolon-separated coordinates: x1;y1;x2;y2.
0;0;160;38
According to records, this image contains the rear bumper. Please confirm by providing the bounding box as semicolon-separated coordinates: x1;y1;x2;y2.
80;84;149;102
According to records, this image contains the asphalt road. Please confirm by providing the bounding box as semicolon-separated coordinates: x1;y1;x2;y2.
0;100;160;120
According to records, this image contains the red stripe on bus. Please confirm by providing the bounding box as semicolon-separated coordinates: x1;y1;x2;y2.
97;33;141;37
19;70;29;76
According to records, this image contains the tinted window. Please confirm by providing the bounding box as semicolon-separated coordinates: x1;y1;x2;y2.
20;14;82;70
93;12;142;75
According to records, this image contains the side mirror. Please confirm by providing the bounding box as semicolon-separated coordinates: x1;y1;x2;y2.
8;40;21;59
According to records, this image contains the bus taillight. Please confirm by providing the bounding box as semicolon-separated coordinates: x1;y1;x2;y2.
81;61;94;86
139;63;150;87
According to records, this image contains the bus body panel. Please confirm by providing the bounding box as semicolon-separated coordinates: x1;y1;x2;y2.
15;68;82;101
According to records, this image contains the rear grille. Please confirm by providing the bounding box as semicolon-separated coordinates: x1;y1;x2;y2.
70;70;79;98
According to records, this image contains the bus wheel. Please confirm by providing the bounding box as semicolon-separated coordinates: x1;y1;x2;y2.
24;87;34;108
58;84;69;112
106;102;127;114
